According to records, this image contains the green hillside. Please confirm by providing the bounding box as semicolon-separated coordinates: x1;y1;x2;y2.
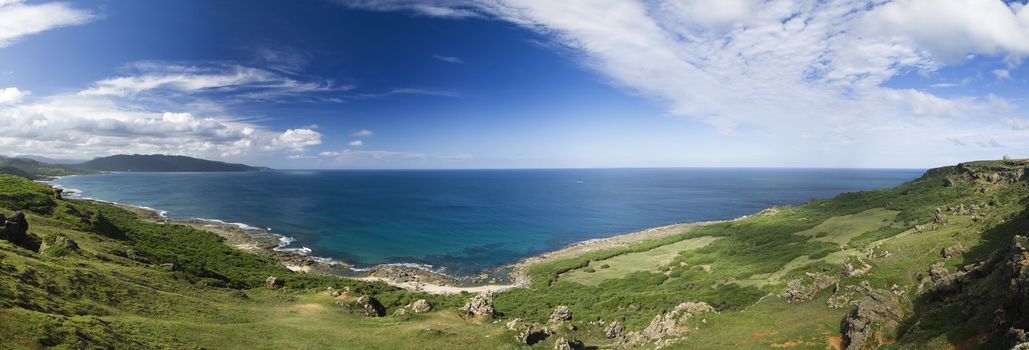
1;160;1028;349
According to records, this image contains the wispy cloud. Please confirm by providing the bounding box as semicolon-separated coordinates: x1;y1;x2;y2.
348;0;1029;164
0;0;95;48
348;140;364;146
433;54;464;64
351;129;374;137
78;62;343;100
355;87;462;99
339;0;483;18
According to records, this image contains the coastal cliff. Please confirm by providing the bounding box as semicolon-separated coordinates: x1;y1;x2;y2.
0;159;1028;349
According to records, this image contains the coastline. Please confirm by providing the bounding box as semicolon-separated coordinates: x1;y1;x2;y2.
47;176;738;295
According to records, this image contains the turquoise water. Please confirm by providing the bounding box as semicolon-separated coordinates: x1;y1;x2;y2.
53;168;923;275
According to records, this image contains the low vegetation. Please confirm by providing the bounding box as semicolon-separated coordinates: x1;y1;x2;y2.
1;159;1028;349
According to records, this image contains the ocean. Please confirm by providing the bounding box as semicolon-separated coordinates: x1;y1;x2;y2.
52;168;923;275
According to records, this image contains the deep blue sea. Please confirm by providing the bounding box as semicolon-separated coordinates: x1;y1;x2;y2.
52;168;923;275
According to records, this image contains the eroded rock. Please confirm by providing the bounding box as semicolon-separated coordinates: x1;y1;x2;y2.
941;244;966;258
459;291;496;318
265;276;281;289
410;299;433;313
841;289;904;350
618;302;716;348
604;320;624;339
781;273;837;303
356;295;386;317
38;233;78;256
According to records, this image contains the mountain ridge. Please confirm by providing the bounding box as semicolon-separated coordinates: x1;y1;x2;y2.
77;154;271;172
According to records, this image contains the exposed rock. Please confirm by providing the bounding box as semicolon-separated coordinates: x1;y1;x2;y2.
605;320;624;339
38;234;78;256
842;258;872;278
618;302;716;348
52;188;63;199
549;305;572;324
553;337;582;350
928;262;949;281
781;272;837;303
0;212;29;244
841;289;904;350
410;299;433;313
159;263;176;271
356;295;386;317
941;244;966;258
459;291;496;318
512;321;550;345
933;208;944;225
265;276;281;289
506;318;522;331
943;177;956;187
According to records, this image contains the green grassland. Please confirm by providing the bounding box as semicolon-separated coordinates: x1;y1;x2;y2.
1;160;1026;349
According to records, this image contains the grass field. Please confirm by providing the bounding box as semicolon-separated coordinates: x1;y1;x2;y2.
1;160;1026;349
560;236;721;286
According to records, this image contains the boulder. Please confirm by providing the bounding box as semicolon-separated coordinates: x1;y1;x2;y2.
552;337;582;350
941;244;966;258
604;320;624;339
512;321;550;345
841;289;904;350
933;208;944;225
549;305;572;324
459;291;496;318
842;258;872;278
781;273;837;303
0;212;29;243
410;299;433;313
356;295;386;317
38;234;78;256
265;276;281;289
619;302;716;348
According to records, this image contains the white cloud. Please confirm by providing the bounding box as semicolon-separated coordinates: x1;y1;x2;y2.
0;66;329;160
317;148;472;167
0;0;95;48
351;129;374;137
271;128;323;151
347;0;1029;166
993;69;1011;80
348;140;364;146
78;62;337;99
355;87;462;99
0;87;26;104
340;0;482;18
433;54;464;64
860;0;1029;63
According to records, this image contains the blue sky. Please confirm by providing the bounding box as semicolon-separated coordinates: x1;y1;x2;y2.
0;0;1028;168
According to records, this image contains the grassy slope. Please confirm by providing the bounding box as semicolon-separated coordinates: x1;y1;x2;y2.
0;160;1024;349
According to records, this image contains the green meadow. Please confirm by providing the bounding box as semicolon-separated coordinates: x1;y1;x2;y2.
2;159;1027;349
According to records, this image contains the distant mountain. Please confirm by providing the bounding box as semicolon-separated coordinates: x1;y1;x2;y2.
14;155;87;165
77;154;270;172
0;156;94;179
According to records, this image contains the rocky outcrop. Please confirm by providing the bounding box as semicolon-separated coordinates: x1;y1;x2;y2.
265;276;281;289
841;289;904;350
410;299;432;313
552;337;582;350
605;320;624;338
549;305;572;324
0;212;28;244
781;272;837;303
356;295;386;317
511;320;550;345
842;258;872;278
38;233;78;256
459;291;496;318
617;302;716;348
941;244;965;258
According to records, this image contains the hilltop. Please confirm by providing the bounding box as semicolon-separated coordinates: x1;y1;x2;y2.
77;154;270;172
0;156;94;180
0;159;1027;349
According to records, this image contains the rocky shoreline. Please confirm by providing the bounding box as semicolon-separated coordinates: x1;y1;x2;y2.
112;198;735;294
